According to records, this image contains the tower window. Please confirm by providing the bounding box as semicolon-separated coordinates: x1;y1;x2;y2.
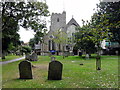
57;18;59;22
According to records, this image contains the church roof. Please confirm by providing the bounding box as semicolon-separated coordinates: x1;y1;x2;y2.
67;17;80;27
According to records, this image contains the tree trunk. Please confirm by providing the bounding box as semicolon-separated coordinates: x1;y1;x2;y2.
62;45;64;59
2;51;6;59
96;43;101;70
96;56;101;70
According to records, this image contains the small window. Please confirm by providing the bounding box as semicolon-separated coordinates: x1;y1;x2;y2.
57;18;59;22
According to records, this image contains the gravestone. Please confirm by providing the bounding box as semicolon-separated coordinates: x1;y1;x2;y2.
30;53;38;61
19;60;33;79
64;52;68;57
51;56;56;61
48;60;63;80
25;54;30;60
96;56;101;70
85;54;89;59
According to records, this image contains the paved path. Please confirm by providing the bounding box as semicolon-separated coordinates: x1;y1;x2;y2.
0;56;25;65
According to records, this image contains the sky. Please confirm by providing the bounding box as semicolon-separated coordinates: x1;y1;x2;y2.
18;0;100;43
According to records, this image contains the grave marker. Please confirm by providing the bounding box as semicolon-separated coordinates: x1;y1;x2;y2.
48;60;63;80
30;53;38;61
51;56;56;61
19;60;33;79
86;54;89;59
25;53;30;60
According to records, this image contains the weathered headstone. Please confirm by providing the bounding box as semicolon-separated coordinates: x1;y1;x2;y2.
96;56;101;70
27;53;38;61
115;50;118;55
51;56;56;61
64;52;68;57
19;60;33;79
29;53;38;61
48;60;63;80
85;54;89;59
25;53;30;60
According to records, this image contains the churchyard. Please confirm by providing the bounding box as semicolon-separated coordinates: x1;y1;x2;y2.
2;55;118;88
1;1;120;89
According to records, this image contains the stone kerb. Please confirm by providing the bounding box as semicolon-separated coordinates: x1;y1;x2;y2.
48;60;63;80
19;60;33;79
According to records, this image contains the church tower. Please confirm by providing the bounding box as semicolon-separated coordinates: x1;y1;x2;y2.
50;11;66;31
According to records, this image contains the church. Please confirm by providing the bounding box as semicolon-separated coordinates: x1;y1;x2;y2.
35;11;80;55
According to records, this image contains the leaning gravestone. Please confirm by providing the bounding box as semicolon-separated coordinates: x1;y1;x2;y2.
30;53;38;61
19;60;33;79
96;56;101;70
25;53;30;60
48;60;63;80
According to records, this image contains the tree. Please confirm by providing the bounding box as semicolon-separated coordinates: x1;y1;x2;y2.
2;2;49;58
90;12;109;56
96;1;120;44
53;29;67;46
52;29;68;57
88;1;120;56
75;13;109;70
75;15;109;70
29;29;47;49
21;46;31;54
84;2;117;70
75;22;97;56
29;38;35;49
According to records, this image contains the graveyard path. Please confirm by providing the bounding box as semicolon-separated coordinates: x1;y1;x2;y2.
0;56;25;65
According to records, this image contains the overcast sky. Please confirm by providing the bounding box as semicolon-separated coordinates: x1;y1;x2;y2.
18;0;100;43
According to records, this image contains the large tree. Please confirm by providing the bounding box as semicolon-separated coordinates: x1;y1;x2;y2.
52;29;68;57
29;31;46;49
75;25;97;56
96;1;120;44
29;25;47;49
2;2;49;58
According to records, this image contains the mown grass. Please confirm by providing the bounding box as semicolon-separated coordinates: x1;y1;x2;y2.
0;54;22;62
2;55;118;88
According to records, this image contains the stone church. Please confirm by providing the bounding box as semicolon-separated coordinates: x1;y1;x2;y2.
35;11;80;55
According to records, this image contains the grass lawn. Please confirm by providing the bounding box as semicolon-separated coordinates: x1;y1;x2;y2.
2;55;118;88
0;54;22;62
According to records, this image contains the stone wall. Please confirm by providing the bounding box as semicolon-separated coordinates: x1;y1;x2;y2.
50;11;66;32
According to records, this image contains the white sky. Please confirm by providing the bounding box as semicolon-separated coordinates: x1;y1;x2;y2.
18;0;100;43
